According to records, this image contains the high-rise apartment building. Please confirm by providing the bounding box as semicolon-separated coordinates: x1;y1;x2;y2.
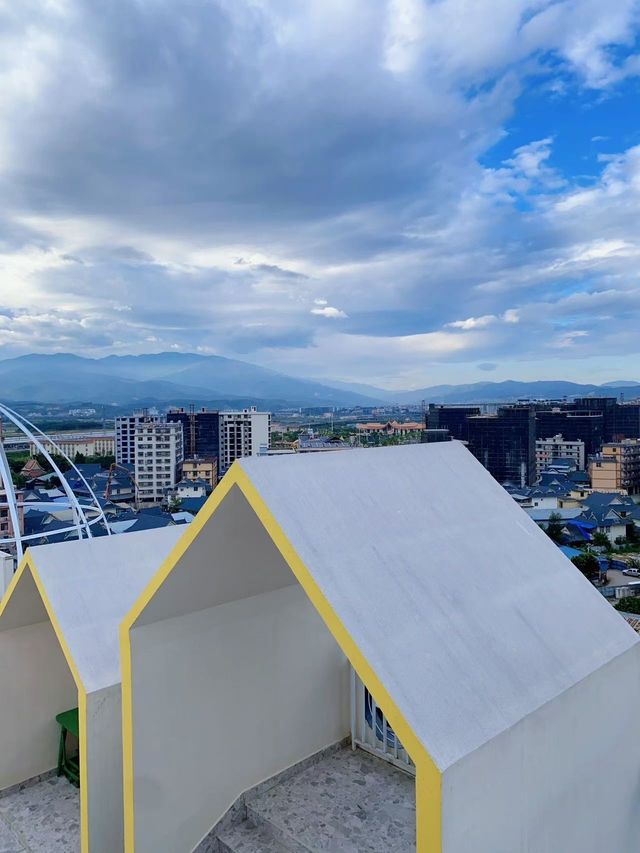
218;408;271;475
167;407;220;460
116;413;158;466
134;419;184;505
535;434;585;478
590;439;640;495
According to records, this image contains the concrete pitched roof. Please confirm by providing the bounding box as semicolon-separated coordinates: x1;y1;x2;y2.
236;442;639;770
0;527;183;693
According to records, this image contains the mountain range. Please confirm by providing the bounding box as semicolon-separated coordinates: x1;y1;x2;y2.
0;352;637;408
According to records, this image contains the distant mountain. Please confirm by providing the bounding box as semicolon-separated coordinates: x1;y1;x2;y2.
385;379;640;405
0;353;637;408
0;353;385;407
316;378;392;399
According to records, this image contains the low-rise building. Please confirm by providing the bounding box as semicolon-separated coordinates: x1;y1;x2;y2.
181;456;217;490
173;478;209;499
29;432;115;459
590;439;640;495
356;420;423;438
295;433;348;453
535;434;585;478
0;486;23;541
20;457;46;480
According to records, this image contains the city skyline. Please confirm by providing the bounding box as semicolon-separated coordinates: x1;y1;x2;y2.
2;2;640;389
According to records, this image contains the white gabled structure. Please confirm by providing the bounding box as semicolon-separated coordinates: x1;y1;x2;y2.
0;526;183;853
119;442;640;853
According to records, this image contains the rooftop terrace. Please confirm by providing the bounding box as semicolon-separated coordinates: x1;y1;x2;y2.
214;746;416;852
0;775;79;852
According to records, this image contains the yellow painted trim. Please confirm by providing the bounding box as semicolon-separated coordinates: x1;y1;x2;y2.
120;472;239;852
0;553;29;616
120;464;443;853
0;553;90;853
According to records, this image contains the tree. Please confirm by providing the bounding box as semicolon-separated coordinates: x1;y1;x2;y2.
571;553;600;581
545;512;564;543
168;495;182;513
591;531;610;549
615;597;640;614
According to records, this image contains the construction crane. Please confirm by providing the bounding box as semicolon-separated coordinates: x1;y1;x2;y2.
104;463;138;503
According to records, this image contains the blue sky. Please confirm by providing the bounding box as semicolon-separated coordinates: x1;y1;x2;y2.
1;0;640;390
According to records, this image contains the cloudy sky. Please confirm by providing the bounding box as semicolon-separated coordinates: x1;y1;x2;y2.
1;0;640;389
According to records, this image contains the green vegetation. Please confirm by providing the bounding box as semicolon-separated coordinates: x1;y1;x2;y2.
168;495;182;513
3;450;114;490
615;597;640;615
27;419;105;432
544;512;564;543
591;531;611;549
570;553;600;581
72;453;115;467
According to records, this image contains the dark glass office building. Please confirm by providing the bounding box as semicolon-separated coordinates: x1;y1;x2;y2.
426;405;481;442
426;397;640;486
535;409;605;457
466;406;536;486
167;408;220;459
572;397;640;442
427;404;536;485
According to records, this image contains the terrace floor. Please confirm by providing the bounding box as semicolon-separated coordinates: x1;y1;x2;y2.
217;746;416;852
0;776;79;853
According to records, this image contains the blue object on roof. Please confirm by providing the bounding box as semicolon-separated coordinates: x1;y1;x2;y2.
559;546;582;560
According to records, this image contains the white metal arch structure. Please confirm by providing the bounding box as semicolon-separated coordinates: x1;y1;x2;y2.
0;403;111;562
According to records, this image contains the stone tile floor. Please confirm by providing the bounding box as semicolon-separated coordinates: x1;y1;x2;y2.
242;747;416;852
0;776;80;853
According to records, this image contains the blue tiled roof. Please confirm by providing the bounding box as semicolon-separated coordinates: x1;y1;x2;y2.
179;496;208;513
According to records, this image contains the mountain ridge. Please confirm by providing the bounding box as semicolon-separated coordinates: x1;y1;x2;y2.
0;352;637;407
0;352;385;407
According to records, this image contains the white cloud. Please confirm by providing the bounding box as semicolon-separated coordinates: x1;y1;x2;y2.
447;314;498;330
551;330;589;348
0;0;640;383
311;306;348;319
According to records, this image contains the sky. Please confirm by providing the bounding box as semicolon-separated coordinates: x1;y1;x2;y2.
1;0;640;391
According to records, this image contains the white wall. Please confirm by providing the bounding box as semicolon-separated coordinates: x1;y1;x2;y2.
0;554;13;599
86;685;123;853
531;497;560;509
604;523;627;544
0;620;77;789
441;643;640;853
130;584;349;853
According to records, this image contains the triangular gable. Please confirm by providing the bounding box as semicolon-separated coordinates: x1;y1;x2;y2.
120;442;640;853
